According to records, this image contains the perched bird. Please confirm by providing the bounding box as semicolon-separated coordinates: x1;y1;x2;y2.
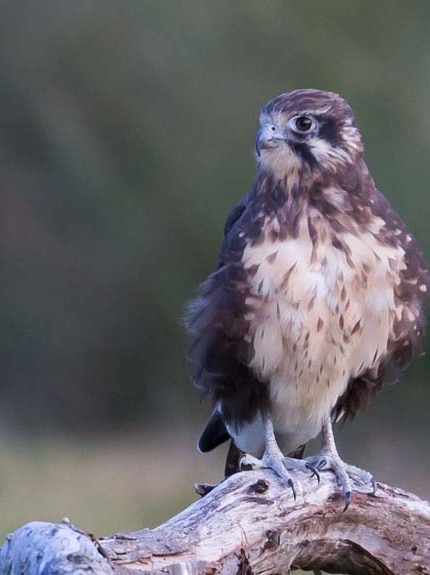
186;89;429;505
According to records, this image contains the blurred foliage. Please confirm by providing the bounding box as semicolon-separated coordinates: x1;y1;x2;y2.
0;0;429;511
0;431;227;535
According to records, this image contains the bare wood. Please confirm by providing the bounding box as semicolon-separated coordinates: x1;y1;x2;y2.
1;469;430;575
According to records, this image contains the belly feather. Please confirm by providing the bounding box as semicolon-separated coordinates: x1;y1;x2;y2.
241;217;405;446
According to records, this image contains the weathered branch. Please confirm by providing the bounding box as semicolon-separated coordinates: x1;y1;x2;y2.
1;469;430;575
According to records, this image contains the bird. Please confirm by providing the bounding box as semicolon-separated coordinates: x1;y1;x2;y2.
186;89;429;506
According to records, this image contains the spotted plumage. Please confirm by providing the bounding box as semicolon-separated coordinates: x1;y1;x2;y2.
186;89;429;499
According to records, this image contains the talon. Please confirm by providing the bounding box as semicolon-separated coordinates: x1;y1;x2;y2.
371;477;377;495
288;478;297;500
305;463;320;483
343;490;351;512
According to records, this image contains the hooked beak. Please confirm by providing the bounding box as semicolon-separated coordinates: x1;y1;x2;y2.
255;124;286;157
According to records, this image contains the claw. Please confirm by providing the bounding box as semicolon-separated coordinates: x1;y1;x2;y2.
343;490;352;512
305;462;320;483
288;478;297;500
303;451;374;509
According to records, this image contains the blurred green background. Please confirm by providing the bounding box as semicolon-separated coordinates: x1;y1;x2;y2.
0;0;429;543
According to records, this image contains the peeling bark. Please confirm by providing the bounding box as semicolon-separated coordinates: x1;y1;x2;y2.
1;469;430;574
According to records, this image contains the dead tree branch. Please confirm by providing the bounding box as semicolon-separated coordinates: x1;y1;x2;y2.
1;469;430;575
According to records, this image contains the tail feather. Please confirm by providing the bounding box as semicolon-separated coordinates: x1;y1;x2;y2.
198;409;231;453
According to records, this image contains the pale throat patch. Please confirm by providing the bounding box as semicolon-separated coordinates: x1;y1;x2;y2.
257;145;302;183
241;211;406;448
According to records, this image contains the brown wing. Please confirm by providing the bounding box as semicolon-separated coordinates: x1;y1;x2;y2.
334;188;430;421
186;189;269;430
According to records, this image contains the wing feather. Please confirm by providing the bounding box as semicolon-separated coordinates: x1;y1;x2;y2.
186;191;269;426
333;187;430;421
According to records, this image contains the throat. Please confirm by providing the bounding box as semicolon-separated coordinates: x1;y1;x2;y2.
258;145;303;183
255;169;304;210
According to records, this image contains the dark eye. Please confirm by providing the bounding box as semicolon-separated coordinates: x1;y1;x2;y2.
294;116;314;132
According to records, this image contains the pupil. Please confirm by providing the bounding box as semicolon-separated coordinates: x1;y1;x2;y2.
295;117;312;131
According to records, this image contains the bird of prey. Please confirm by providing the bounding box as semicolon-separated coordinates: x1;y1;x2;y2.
186;89;429;506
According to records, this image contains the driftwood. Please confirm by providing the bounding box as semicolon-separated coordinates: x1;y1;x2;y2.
1;468;430;575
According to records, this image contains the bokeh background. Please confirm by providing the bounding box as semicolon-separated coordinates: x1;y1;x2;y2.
0;0;429;542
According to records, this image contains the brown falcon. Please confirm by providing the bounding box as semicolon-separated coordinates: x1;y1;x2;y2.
186;89;430;506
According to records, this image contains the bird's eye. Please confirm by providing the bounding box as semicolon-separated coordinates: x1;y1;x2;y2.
293;116;314;133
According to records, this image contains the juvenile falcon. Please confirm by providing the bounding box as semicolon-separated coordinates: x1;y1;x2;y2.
186;89;429;505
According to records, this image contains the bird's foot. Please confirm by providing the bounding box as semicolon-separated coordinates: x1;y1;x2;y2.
240;452;319;499
305;451;375;510
262;448;299;498
282;456;321;482
240;451;298;498
240;413;322;498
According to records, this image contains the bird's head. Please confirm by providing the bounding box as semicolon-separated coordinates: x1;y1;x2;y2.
255;89;364;177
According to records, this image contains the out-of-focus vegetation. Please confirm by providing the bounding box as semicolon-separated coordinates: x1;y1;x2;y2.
0;0;429;539
0;431;227;535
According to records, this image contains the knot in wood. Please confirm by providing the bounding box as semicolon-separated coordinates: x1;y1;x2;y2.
248;479;269;494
